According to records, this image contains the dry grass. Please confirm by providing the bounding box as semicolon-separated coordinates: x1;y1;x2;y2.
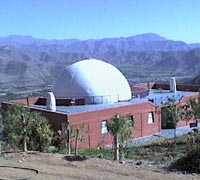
0;152;199;180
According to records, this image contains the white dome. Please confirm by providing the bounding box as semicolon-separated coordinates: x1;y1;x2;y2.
53;59;131;104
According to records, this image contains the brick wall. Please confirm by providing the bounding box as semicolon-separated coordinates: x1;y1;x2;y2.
68;102;160;149
10;97;40;105
29;107;68;132
1;100;161;149
177;93;199;127
153;83;200;92
156;93;200;129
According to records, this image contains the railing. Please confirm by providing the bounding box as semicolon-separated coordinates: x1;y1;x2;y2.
57;95;112;105
84;95;112;104
132;89;150;98
149;92;192;105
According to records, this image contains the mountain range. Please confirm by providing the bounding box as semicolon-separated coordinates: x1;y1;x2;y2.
0;33;200;97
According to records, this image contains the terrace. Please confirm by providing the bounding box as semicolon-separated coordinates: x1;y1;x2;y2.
29;89;198;114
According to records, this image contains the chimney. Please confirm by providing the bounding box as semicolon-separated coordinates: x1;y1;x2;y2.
46;92;56;112
170;77;177;93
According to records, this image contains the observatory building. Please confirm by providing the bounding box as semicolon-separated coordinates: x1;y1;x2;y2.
2;59;200;149
53;59;131;104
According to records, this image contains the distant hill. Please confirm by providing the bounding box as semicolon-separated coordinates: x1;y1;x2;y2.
0;33;200;96
0;33;197;53
184;74;200;85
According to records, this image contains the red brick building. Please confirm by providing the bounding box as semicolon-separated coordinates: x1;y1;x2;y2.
2;83;199;149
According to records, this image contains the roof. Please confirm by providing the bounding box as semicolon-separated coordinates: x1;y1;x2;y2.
30;89;197;114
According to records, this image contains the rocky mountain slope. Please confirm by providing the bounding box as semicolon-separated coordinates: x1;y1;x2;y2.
0;33;200;98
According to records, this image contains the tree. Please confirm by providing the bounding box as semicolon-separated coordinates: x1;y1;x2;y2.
28;111;54;152
177;103;194;125
188;99;200;122
1;105;54;152
58;123;85;155
107;114;133;161
70;123;85;155
164;99;179;142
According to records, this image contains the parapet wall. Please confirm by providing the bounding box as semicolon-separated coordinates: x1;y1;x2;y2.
10;97;85;106
153;83;200;92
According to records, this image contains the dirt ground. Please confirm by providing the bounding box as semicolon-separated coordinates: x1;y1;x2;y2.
0;152;199;180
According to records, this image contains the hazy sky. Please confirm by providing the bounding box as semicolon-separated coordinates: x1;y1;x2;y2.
0;0;200;43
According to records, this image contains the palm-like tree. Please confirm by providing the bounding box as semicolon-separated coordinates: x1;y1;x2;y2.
108;114;133;161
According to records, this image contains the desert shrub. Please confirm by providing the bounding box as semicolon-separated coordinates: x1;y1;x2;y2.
169;145;200;173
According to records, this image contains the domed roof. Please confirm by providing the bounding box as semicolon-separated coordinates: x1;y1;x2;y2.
53;59;131;104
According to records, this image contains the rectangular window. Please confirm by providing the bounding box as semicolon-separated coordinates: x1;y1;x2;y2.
148;112;155;124
101;120;108;134
127;115;134;127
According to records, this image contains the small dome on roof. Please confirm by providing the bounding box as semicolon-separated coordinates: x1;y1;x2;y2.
53;59;131;104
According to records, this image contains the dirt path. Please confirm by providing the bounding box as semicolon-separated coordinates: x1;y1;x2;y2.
0;152;199;180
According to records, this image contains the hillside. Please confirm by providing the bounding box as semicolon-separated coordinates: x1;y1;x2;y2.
184;74;200;85
1;152;199;180
0;33;200;98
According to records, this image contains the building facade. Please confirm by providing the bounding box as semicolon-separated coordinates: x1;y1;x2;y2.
2;83;199;149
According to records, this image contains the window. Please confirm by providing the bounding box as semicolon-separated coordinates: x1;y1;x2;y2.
61;122;67;134
101;120;109;134
127;115;134;127
148;112;155;124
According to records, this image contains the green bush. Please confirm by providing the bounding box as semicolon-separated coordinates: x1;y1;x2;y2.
169;145;200;173
1;105;54;152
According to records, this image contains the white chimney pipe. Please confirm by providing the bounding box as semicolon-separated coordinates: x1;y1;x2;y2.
46;92;56;112
170;77;177;93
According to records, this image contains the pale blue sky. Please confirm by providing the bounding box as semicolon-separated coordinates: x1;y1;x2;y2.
0;0;200;43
